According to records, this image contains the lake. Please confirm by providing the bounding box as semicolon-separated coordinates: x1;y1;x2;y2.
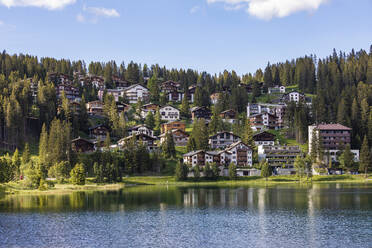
0;184;372;248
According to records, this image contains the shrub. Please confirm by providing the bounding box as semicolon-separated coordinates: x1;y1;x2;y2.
70;163;86;185
228;162;237;180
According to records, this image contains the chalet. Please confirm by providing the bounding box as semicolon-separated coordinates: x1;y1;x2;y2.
219;109;237;124
98;89;125;102
160;81;182;102
183;150;205;166
123;84;150;104
71;137;95;153
281;91;305;103
141;103;160;118
85;75;105;89
268;86;286;94
190;106;211;121
225;141;253;167
160;105;180;121
128;124;154;137
253;131;276;146
159;129;189;146
209;131;241;149
112;76;130;89
210;93;220;105
247;103;286;128
161;120;186;133
86;101;104;116
249;113;278;131
48;73;72;85
56;84;81;102
183;141;252;168
118;133;157;152
89;125;109;140
117;102;131;113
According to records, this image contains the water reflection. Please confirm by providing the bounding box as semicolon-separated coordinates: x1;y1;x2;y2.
1;184;371;212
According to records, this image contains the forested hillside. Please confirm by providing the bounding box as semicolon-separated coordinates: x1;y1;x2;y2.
0;46;371;151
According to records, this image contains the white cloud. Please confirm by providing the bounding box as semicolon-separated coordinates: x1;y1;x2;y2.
76;13;85;23
207;0;328;20
190;5;200;14
0;0;76;10
84;6;120;18
0;20;4;25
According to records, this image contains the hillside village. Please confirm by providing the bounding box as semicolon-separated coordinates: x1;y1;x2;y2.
0;48;371;185
44;71;361;177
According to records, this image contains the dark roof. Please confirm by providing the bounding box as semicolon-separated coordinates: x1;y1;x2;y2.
71;137;94;144
209;131;240;139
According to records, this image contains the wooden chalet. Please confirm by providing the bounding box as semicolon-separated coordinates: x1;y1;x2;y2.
89;125;109;140
161;120;186;133
71;137;95;153
190;106;211;121
219;109;237;123
118;133;157;152
159;129;189;146
252;131;276;146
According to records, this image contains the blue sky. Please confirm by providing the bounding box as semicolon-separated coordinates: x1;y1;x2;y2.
0;0;371;75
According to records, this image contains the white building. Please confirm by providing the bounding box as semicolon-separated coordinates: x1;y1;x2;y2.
123;84;150;104
209;131;241;150
159;105;180;121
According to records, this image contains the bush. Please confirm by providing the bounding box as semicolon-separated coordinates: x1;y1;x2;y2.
70;163;86;185
261;161;272;180
228;162;237;180
48;161;70;183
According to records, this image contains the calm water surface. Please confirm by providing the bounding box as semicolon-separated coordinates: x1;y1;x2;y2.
0;184;372;248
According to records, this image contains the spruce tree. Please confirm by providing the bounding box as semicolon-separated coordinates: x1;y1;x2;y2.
261;161;272;180
175;160;188;181
180;96;190;119
38;124;48;165
359;136;370;177
70;163;86;185
339;144;354;171
154;107;162;136
22;142;31;164
145;111;155;130
242;119;255;149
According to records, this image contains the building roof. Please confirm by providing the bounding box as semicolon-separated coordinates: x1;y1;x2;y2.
183;150;204;157
225;141;252;151
71;137;94;144
159;129;189;137
209;131;240;139
124;83;149;91
253;131;276;141
316;123;352;131
160;105;180;111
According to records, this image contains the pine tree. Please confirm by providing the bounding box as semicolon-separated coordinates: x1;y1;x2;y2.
193;164;200;180
104;132;111;149
261;161;272;180
22;142;31;164
359;136;370;177
175;160;188;181
294;156;305;179
310;130;318;162
38;124;48;165
12;149;21;180
162;131;176;158
180;96;190;119
154;107;162;136
339;144;354;171
145;111;155;130
147;75;159;103
242;119;255;149
79;96;89;133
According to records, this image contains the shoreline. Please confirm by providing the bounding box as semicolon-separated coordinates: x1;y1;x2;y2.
1;174;371;196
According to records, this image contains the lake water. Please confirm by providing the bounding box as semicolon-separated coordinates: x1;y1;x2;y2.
0;184;372;248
